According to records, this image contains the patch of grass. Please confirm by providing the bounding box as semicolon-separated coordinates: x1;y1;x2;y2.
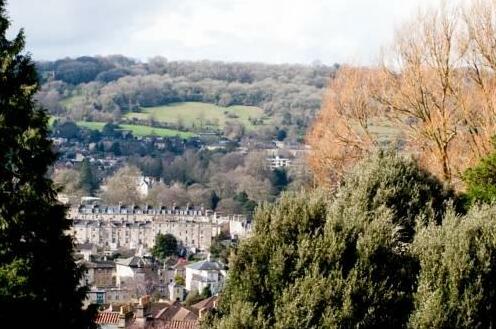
76;121;107;131
60;95;85;109
119;124;195;138
125;102;269;131
75;121;194;138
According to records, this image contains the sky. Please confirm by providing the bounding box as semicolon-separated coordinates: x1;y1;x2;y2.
7;0;436;65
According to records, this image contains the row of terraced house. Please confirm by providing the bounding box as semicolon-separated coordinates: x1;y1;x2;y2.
68;204;251;252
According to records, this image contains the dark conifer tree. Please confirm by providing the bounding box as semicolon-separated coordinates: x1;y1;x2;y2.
79;158;96;195
0;2;94;327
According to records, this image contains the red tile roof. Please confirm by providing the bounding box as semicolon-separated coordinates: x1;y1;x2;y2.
95;311;120;324
191;296;218;311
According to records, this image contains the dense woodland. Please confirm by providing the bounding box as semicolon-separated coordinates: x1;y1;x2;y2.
36;56;337;134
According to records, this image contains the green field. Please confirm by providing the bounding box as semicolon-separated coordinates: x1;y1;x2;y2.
76;121;195;138
125;102;270;131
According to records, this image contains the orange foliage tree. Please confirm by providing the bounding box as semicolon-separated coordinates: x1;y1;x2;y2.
306;66;383;185
308;0;496;188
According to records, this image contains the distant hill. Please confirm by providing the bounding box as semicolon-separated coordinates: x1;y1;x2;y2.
36;56;338;140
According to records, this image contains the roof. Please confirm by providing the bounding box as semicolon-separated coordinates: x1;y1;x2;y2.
186;260;223;271
149;302;172;318
191;296;218;311
77;242;96;250
115;256;148;268
155;301;198;321
151;320;199;329
85;260;115;269
94;311;120;324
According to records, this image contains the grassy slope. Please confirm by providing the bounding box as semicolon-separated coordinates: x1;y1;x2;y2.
125;102;270;130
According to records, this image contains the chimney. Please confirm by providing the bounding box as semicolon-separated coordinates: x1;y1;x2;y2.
118;305;132;329
135;295;151;319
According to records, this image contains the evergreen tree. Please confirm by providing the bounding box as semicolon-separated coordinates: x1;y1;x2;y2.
411;205;496;328
0;3;94;328
206;152;458;329
152;233;178;259
79;158;96;195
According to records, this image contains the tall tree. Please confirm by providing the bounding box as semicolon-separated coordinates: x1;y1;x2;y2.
307;66;381;185
79;158;96;195
0;2;94;328
307;0;496;189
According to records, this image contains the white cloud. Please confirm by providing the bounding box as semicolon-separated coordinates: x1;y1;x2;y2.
7;0;438;64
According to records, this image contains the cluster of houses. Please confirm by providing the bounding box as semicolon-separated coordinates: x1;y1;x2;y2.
93;295;218;329
77;244;226;329
69;203;249;329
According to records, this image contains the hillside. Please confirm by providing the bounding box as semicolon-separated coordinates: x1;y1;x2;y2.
124;102;270;131
36;56;337;140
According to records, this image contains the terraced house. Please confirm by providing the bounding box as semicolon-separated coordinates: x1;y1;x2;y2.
69;204;250;251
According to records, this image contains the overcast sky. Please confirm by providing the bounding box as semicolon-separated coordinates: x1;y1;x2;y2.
7;0;436;65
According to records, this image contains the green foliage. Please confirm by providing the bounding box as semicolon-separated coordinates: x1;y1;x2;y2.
152;233;178;260
233;192;257;214
410;206;496;328
463;142;496;205
270;168;289;194
174;275;185;286
206;152;458;329
0;2;94;327
185;289;204;306
335;151;460;242
79;158;97;194
201;286;212;298
209;232;232;264
276;129;287;141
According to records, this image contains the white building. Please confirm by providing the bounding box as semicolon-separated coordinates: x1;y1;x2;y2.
267;155;292;169
137;176;161;197
114;256;154;288
185;259;226;295
168;282;186;302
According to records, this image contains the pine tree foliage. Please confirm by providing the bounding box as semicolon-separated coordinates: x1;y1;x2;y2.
410;205;496;329
0;2;94;327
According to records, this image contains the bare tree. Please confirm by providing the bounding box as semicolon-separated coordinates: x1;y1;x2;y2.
102;165;142;204
308;1;496;189
378;5;465;184
307;66;381;185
